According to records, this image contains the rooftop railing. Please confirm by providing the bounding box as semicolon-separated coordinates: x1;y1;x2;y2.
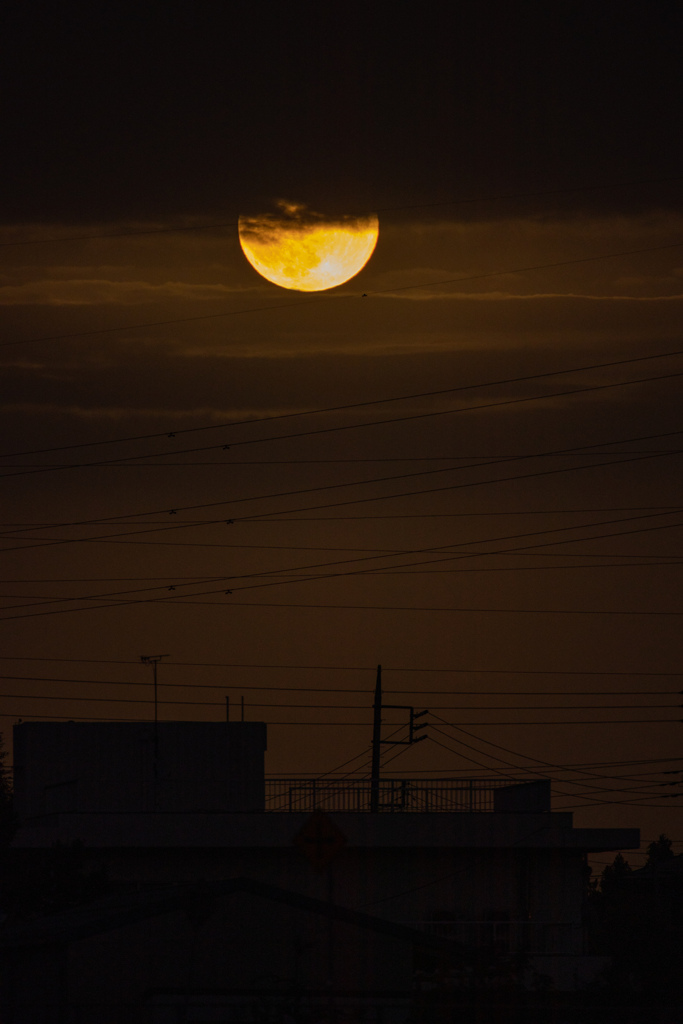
265;778;546;813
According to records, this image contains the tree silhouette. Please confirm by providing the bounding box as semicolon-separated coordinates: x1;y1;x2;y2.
645;834;674;867
0;732;17;847
598;851;632;899
585;841;683;1003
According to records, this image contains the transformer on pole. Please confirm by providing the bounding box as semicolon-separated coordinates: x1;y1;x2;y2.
370;663;427;812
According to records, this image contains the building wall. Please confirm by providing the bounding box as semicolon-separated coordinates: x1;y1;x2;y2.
4;893;414;1024
13;721;267;815
8;721;640;976
61;841;586;955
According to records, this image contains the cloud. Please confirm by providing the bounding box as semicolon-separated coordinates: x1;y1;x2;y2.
0;278;251;306
239;200;378;240
1;209;681;373
368;212;683;298
0;402;312;422
368;287;683;303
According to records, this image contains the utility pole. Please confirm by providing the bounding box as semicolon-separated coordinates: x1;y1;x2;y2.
370;663;428;813
370;665;382;812
140;654;169;807
140;654;169;727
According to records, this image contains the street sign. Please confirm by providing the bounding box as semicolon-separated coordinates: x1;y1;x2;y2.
294;810;347;871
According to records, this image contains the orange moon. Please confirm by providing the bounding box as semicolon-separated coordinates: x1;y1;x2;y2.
238;201;379;291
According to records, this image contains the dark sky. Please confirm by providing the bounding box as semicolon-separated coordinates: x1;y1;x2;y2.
3;5;682;220
1;5;682;864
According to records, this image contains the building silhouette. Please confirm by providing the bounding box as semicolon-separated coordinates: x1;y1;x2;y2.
1;721;640;1022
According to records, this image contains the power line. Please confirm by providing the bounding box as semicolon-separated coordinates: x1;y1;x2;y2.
6;528;680;566
316;745;374;779
428;730;657;794
429;732;539;779
2;242;681;353
4;591;683;625
3;500;681;611
223;444;683;527
3;435;682;562
0;673;677;696
293;762;683;779
0;710;674;726
2;346;682;462
285;758;683;772
0;712;387;724
252;560;683;576
181;508;683;598
0;690;675;711
2;559;682;586
17;539;683;565
4;379;683;489
428;715;682;787
5;510;683;611
13;586;683;622
0;713;426;725
5;450;682;468
3;475;679;573
6;431;683;480
0;655;679;679
338;725;410;780
374;736;424;774
5;552;683;622
4;550;683;581
4;505;680;526
552;793;683;810
368;242;683;298
426;726;676;803
4;553;683;606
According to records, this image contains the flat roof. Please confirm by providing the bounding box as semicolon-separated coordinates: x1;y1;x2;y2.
12;810;640;852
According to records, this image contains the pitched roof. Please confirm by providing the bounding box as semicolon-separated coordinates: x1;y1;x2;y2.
0;876;462;953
